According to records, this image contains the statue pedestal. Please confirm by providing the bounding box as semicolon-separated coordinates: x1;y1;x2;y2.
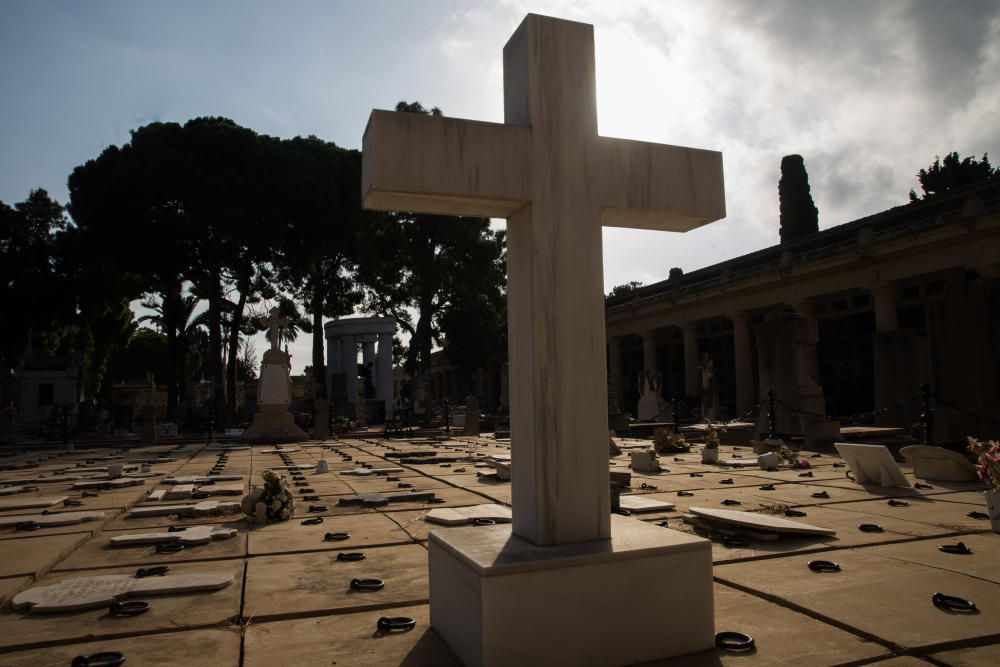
429;516;714;666
244;405;308;443
244;348;308;443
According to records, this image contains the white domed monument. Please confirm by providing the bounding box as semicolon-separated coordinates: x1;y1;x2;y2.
243;307;308;443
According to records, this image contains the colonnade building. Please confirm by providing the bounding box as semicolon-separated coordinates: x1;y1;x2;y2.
605;179;1000;443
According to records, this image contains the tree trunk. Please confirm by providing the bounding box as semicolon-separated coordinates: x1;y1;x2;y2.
163;276;181;418
311;270;326;400
207;263;225;427
225;261;250;416
415;298;434;426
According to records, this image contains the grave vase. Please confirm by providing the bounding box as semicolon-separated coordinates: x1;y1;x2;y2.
987;491;1000;534
701;447;719;464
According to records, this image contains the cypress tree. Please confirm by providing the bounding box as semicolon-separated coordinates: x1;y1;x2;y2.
778;154;819;243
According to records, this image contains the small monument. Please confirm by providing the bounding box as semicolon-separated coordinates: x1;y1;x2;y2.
462;395;480;436
243;308;308;443
636;369;664;421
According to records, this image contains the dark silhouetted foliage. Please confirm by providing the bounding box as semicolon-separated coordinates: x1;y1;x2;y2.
778;154;819;243
909;152;997;201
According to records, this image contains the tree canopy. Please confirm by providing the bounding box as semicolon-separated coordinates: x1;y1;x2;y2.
909;152;998;201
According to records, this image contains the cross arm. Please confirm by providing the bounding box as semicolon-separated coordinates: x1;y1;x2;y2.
599;137;726;232
362;110;532;218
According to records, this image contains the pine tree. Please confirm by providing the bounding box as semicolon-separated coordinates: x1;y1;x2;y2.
778;154;819;243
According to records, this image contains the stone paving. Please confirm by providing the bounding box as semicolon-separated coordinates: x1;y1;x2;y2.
0;434;997;666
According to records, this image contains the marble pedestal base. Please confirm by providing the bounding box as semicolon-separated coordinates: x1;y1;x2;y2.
428;515;714;667
243;405;308;443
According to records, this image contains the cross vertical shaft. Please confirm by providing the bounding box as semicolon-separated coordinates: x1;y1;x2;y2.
504;17;610;545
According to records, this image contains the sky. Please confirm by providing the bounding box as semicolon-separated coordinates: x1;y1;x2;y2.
2;0;999;373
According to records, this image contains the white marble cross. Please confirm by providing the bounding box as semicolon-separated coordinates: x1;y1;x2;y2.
262;306;289;352
362;14;725;545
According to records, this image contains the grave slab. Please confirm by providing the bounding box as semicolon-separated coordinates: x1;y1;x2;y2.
714;548;1000;650
0;628;241;667
0;532;91;578
931;642;1000;666
823;497;993;532
645;583;889;666
243;543;429;619
247;512;412;556
54;524;247;571
859;533;1000;584
0;559;244;651
243;604;459;667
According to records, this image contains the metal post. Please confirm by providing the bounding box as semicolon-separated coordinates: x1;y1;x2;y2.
920;382;934;446
767;389;777;440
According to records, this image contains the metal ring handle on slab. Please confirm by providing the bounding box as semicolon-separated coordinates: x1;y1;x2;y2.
109;600;150;617
715;631;755;651
135;565;169;578
325;532;350;541
888;500;909;507
722;499;741;506
808;560;841;573
939;542;973;555
386;476;400;482
859;524;884;533
758;484;775;491
426;498;446;504
832;463;845;468
677;491;694;497
337;552;366;562
397;482;413;488
785;509;807;517
798;471;814;478
689;473;703;478
301;517;324;526
915;483;934;489
932;593;977;613
308;505;328;513
811;491;830;499
613;508;632;516
350;578;384;590
640;483;658;490
719;479;734;485
473;518;496;526
967;511;989;520
155;543;185;554
845;470;856;481
377;616;416;632
298;488;315;494
71;651;127;667
303;495;321;502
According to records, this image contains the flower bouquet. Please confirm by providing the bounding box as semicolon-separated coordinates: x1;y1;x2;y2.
242;470;295;524
967;437;1000;532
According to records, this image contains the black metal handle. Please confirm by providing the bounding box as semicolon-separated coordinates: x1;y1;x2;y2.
308;505;328;512
301;517;324;526
811;491;830;499
135;565;169;578
337;552;366;562
808;560;841;573
109;600;150;617
473;518;497;526
71;651;127;667
324;532;350;541
350;578;384;590
932;592;977;613
722;499;741;506
859;524;884;533
378;616;416;632
939;542;973;555
677;491;694;497
967;511;989;520
719;478;734;485
715;631;755;651
156;543;185;554
785;509;807;517
758;484;775;491
426;497;446;504
722;536;749;548
888;500;909;507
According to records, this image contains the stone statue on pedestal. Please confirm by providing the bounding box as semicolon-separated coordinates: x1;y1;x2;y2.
243;308;308;443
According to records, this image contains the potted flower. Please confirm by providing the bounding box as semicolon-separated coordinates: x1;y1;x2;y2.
967;437;1000;533
242;470;295;525
701;428;720;463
